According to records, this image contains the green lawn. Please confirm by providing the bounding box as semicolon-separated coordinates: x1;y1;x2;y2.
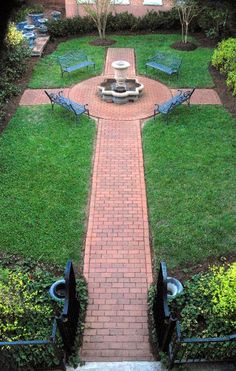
0;106;96;265
143;105;236;269
29;34;213;89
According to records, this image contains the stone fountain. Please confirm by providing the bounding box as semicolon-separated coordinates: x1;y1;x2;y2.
99;60;144;104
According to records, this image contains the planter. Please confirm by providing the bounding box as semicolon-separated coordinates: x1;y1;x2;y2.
28;13;44;27
23;32;36;48
167;277;183;299
38;18;48;34
49;279;66;302
51;11;62;21
16;21;28;31
24;24;35;33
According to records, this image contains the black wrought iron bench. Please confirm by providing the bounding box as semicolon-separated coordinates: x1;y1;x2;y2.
58;51;95;77
154;88;195;121
146;52;182;77
45;90;89;122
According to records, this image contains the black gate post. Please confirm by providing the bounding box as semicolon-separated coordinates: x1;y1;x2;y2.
56;260;80;360
153;262;177;352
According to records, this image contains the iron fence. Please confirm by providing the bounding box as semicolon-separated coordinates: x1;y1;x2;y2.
154;262;236;369
56;260;80;361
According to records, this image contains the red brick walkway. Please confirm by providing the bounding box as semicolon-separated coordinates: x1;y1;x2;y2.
20;86;221;108
81;119;153;361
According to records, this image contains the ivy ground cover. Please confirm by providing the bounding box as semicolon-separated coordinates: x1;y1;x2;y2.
29;34;213;89
143;105;236;269
0;105;95;265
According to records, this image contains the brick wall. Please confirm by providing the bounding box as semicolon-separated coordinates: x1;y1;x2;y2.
67;0;173;18
27;0;65;9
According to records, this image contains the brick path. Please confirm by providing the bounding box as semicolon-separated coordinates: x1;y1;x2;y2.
81;119;153;361
20;86;221;108
80;50;153;360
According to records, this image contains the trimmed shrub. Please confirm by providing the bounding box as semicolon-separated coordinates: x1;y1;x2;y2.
0;41;30;123
106;12;137;32
0;266;63;370
212;38;236;95
212;38;236;73
47;16;96;38
0;256;88;370
170;263;236;338
47;10;180;39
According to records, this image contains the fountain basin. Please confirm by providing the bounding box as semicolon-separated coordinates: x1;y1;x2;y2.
99;78;144;104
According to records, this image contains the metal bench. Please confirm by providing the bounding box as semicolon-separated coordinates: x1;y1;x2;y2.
45;90;89;122
146;52;182;77
58;51;95;77
154;88;195;121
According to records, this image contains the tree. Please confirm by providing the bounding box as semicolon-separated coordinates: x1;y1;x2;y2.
77;0;115;40
174;0;202;44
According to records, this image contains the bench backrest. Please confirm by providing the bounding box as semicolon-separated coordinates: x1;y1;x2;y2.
58;51;88;68
45;90;77;114
152;52;182;69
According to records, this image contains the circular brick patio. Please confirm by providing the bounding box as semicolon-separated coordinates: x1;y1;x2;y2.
69;76;172;121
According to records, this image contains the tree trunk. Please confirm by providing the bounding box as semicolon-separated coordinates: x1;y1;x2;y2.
181;23;184;43
184;22;189;44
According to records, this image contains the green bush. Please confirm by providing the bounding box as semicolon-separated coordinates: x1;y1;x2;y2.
169;263;236;360
0;255;88;370
106;12;137;32
212;38;236;95
0;41;30;122
47;10;179;39
170;263;236;338
47;16;96;38
196;0;234;39
0;265;63;370
12;4;44;23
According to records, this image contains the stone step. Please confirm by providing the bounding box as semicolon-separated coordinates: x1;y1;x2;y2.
67;362;164;371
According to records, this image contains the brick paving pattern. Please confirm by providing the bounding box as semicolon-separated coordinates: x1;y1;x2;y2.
81;119;153;361
19;88;70;106
68;76;172;120
171;88;222;105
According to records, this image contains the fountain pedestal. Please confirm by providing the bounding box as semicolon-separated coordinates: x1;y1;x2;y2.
99;60;144;104
112;60;130;87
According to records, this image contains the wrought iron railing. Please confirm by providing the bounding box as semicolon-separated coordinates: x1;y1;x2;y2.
154;262;236;369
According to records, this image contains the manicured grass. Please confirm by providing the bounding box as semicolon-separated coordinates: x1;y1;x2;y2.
114;34;214;88
29;34;213;89
29;37;106;88
0;106;96;265
143;105;236;269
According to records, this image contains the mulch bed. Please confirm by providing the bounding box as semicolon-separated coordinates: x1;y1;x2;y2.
210;65;236;117
171;41;198;51
171;251;236;282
